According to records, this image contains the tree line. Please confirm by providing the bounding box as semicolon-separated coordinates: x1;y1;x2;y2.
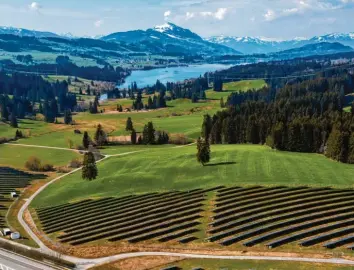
0;72;77;124
202;70;354;164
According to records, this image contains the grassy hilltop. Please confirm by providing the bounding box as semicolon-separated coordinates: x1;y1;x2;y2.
31;144;354;207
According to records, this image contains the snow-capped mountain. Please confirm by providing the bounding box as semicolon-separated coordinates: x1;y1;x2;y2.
207;33;354;54
0;26;60;38
101;22;240;55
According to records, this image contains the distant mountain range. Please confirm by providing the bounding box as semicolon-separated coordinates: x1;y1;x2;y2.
1;24;354;58
0;26;60;39
206;33;354;54
101;23;239;55
270;42;354;59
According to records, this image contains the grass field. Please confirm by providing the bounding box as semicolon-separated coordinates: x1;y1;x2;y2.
155;259;354;270
224;80;267;91
1;80;267;148
0;144;80;169
31;144;354;208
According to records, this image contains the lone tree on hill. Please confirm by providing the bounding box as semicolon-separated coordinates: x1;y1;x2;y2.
83;131;90;149
197;137;210;166
82;152;98;181
126;117;134;131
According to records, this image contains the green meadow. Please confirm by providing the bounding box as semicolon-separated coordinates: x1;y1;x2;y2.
31;144;354;208
0;144;80;169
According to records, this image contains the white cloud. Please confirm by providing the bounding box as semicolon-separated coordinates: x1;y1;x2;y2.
264;9;276;21
214;8;228;20
198;8;228;20
200;11;213;17
29;2;41;11
185;11;195;20
94;19;104;28
164;10;171;21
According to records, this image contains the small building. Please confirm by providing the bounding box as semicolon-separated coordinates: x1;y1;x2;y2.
10;192;18;198
3;228;11;236
10;232;20;240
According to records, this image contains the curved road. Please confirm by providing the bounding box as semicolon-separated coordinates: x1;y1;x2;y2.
9;143;354;269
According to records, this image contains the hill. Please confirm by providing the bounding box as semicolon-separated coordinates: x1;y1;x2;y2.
31;144;354;207
101;23;240;56
207;32;354;54
0;26;60;38
272;42;354;58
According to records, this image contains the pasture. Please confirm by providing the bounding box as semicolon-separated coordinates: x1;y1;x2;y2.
31;144;354;208
0;144;80;169
1;79;267;148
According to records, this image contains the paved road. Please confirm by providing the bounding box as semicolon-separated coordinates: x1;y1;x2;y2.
0;249;56;270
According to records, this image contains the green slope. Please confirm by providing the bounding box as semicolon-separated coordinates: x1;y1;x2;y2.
31;144;354;208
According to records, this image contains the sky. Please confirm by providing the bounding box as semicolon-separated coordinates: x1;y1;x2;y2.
0;0;354;40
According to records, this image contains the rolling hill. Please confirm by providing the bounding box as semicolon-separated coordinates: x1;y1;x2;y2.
101;23;240;56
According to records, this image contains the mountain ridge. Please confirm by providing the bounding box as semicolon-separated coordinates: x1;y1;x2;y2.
207;32;354;54
100;22;240;55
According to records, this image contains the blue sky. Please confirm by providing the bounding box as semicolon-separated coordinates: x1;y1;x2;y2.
0;0;353;39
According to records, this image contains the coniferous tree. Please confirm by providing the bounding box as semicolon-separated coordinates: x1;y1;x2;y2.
148;96;153;109
131;129;137;145
213;78;223;92
83;131;90;149
347;133;354;164
10;113;18;128
89;96;99;114
220;98;225;108
196;137;210;166
202;114;213;141
0;100;9;121
82;152;98;181
15;129;23;139
126;117;134;131
64;110;73;125
94;124;107;146
142;122;155;145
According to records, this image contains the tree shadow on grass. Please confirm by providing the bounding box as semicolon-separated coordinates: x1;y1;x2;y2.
205;162;237;167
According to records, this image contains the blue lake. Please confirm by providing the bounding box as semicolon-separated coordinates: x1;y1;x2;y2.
119;63;233;89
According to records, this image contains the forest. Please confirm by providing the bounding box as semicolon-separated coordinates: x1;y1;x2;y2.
202;68;354;164
0;72;76;124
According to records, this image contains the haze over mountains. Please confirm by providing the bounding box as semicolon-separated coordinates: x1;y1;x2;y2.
207;33;354;54
0;23;353;57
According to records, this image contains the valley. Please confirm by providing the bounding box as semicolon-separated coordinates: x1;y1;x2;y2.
1;10;354;270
